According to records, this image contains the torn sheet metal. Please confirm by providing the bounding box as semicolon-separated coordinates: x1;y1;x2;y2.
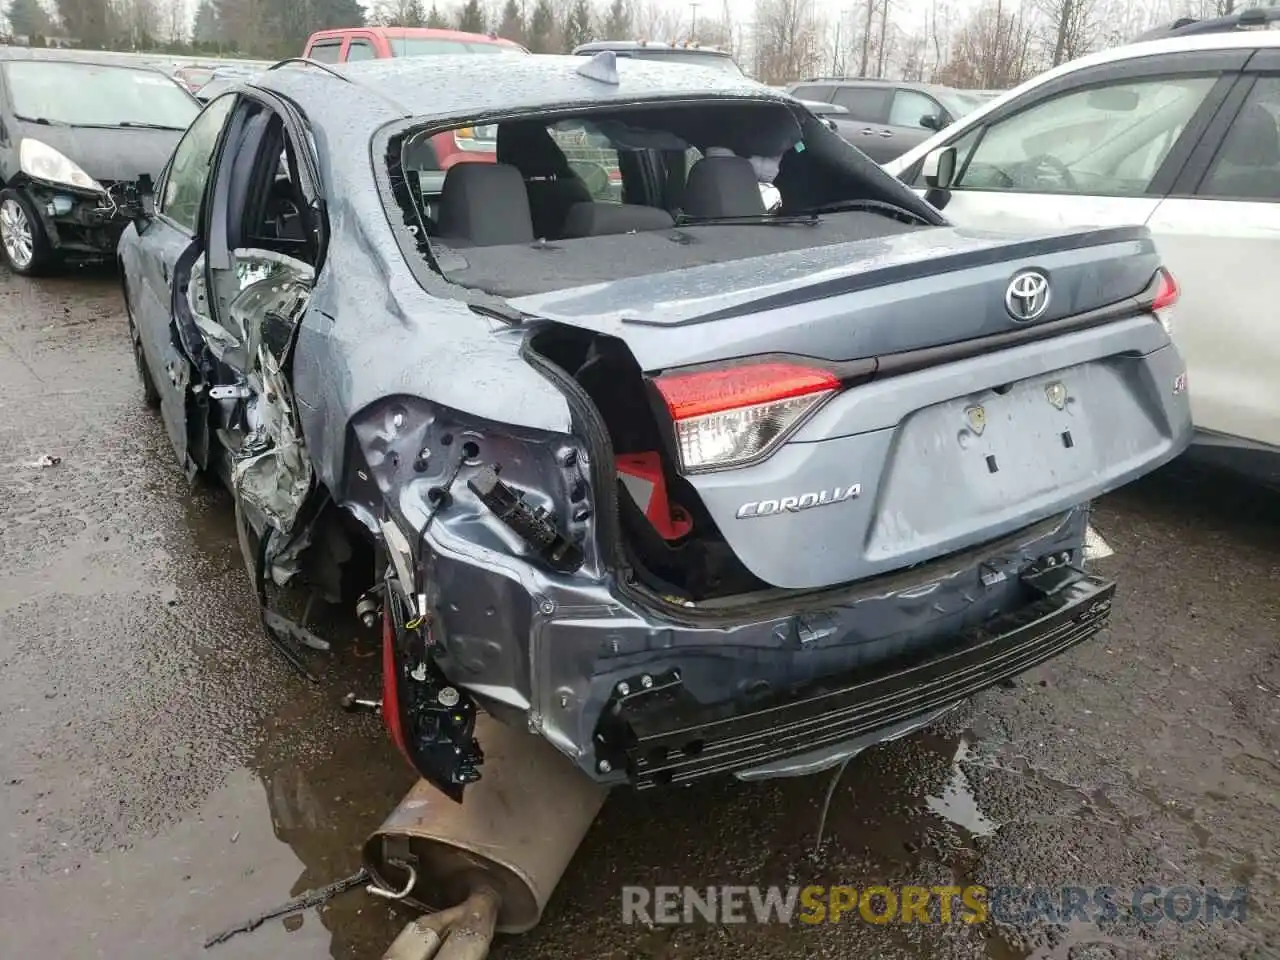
224;251;316;559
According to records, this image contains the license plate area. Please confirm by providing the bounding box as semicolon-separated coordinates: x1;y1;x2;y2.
867;359;1158;559
896;367;1095;506
942;372;1089;496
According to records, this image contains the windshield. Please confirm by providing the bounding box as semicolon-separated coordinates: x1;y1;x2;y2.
389;38;525;56
3;61;199;129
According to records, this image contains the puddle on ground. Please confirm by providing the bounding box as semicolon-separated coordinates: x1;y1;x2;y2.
925;735;1001;840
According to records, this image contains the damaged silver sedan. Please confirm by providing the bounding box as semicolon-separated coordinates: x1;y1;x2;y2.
119;52;1192;803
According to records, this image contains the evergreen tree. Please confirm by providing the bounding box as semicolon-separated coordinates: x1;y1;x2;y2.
402;0;426;26
527;0;554;52
561;0;590;51
5;0;53;37
496;0;524;44
191;0;218;44
601;0;629;38
456;0;484;33
425;2;448;27
55;0;112;46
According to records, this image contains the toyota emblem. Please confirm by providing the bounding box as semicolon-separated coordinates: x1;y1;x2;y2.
1005;270;1051;322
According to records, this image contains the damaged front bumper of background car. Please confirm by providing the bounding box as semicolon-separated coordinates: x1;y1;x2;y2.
22;173;154;259
348;389;1115;799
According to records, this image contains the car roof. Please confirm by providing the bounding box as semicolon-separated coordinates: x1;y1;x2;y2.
0;46;175;72
253;53;779;124
1044;25;1280;69
1135;5;1280;40
791;77;955;93
308;26;519;45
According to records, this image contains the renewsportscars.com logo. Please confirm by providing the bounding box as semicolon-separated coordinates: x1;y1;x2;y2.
621;884;1249;926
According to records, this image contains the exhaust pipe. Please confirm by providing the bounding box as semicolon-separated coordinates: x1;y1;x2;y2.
365;713;609;958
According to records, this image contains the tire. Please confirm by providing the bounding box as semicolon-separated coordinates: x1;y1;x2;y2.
123;283;161;409
0;187;57;276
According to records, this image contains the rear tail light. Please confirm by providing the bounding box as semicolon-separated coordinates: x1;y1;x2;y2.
1152;267;1179;335
652;361;839;472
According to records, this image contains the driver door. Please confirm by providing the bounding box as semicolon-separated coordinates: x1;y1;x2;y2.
922;57;1242;236
130;94;237;477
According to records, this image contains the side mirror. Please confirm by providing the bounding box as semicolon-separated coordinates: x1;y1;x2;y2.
922;145;957;190
919;114;943;131
132;173;157;225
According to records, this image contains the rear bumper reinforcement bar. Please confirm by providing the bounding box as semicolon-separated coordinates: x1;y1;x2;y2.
609;566;1115;788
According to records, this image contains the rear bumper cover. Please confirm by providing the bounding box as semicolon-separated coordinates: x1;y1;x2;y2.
603;564;1114;788
424;503;1102;786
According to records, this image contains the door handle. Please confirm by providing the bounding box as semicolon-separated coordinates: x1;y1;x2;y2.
859;127;876;136
878;129;893;137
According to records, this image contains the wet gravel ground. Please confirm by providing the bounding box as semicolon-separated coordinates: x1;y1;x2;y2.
1;266;1277;960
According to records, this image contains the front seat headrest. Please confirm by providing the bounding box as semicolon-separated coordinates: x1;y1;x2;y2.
496;121;574;178
683;154;766;219
437;162;535;247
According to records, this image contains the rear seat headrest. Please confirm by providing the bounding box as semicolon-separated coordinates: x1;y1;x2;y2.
437;162;535;247
561;202;675;238
683;154;766;219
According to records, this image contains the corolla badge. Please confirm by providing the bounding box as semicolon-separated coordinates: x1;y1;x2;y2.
1005;269;1051;322
736;484;862;519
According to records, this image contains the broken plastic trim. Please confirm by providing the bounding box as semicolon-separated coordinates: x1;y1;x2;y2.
382;555;485;802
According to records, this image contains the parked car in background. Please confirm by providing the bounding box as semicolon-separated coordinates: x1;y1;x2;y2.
572;40;744;76
173;64;217;94
119;52;1190;799
190;64;265;102
785;78;982;162
302;28;530;191
0;48;200;275
302;25;528;62
884;30;1280;487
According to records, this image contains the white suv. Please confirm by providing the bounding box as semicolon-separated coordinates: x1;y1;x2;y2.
884;30;1280;486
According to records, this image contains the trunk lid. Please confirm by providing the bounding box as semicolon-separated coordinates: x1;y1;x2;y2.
516;223;1190;592
507;224;1161;372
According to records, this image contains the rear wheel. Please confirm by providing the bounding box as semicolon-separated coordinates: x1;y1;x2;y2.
0;188;56;276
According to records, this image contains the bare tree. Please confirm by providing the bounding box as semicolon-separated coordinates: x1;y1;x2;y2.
937;0;1037;89
632;0;681;40
163;0;187;42
375;0;428;24
1035;0;1097;66
752;0;825;84
874;0;889;75
857;0;872;74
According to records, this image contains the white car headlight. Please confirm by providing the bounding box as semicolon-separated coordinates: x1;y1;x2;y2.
19;139;104;193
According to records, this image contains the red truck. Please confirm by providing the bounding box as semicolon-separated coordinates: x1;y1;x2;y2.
302;28;528;182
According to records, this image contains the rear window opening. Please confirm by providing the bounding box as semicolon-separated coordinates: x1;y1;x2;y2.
529;325;770;605
386;97;934;298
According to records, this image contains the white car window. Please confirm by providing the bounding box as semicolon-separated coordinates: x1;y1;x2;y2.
1198;77;1280;202
889;89;942;129
954;76;1217;196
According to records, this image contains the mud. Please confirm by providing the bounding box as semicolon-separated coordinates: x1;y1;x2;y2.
1;265;1276;960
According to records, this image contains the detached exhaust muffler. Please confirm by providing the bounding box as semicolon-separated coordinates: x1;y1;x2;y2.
365;713;609;959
